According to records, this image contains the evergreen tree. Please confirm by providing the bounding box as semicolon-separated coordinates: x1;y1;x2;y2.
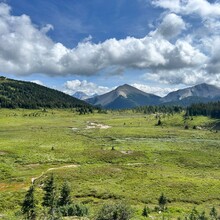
58;181;71;206
189;207;199;220
21;185;36;220
199;211;208;220
142;206;148;217
158;193;167;211
210;207;218;220
42;174;57;215
157;119;162;126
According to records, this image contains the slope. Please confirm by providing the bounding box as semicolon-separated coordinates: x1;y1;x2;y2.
86;84;160;109
0;76;91;109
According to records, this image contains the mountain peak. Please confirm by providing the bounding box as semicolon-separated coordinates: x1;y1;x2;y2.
162;83;220;104
116;84;132;90
86;84;160;109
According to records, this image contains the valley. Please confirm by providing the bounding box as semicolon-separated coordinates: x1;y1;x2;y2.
0;108;219;219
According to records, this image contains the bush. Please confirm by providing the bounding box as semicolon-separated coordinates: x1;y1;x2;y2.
184;124;189;129
59;203;88;217
96;202;132;220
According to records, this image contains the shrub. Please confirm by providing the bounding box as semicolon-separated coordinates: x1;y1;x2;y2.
96;202;132;220
142;206;149;217
59;203;88;217
184;124;189;129
158;193;167;211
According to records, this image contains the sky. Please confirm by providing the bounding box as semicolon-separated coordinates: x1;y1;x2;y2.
0;0;220;97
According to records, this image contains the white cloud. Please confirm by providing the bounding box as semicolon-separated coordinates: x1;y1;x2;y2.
0;3;206;77
152;0;180;12
151;13;186;40
131;83;178;97
0;2;219;87
146;68;220;87
63;80;111;95
31;80;44;86
152;0;220;18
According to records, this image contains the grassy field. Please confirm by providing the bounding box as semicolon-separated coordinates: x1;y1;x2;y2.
0;108;220;219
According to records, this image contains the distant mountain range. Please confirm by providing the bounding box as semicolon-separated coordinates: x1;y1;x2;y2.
85;83;220;109
1;76;219;110
0;76;91;109
161;83;220;102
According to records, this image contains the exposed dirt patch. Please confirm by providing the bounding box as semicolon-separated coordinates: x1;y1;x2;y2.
25;163;40;168
86;122;111;129
121;150;133;155
31;164;79;184
70;127;78;131
0;151;8;156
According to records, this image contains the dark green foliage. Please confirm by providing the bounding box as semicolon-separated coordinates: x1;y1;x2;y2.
42;174;57;213
158;193;167;211
76;106;94;114
187;102;220;119
142;206;148;217
184;124;189;129
96;202;132;220
58;203;88;217
157;119;162;126
58;182;71;206
210;207;218;219
189;207;199;220
199;211;208;220
21;186;36;220
135;105;183;114
0;77;92;109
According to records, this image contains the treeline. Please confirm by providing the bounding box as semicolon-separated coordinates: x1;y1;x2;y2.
134;105;183;114
187;102;220;119
0;77;92;109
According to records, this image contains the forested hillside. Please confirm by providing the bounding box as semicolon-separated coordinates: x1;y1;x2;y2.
0;77;91;109
187;102;220;119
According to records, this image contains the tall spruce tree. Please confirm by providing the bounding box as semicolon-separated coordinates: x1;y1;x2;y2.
21;185;36;220
158;193;167;211
210;207;218;220
42;174;57;214
58;181;71;206
142;206;148;217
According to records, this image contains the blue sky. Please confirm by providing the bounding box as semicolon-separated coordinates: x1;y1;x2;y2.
0;0;220;96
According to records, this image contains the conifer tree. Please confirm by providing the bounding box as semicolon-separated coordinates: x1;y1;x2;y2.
42;174;57;214
142;206;148;217
158;193;167;211
58;181;71;206
210;207;218;220
21;185;36;220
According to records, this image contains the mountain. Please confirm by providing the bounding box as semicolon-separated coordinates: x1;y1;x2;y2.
161;83;220;106
86;84;160;109
0;76;91;109
73;91;98;100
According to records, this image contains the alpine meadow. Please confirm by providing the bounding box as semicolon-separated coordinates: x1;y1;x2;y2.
0;0;220;219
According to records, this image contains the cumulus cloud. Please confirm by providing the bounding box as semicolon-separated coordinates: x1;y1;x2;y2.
0;3;206;76
151;13;186;39
0;2;220;86
131;83;178;97
63;80;111;95
31;80;44;86
145;68;220;87
152;0;220;18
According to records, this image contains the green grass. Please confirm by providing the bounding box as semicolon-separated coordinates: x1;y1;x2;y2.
0;109;220;219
